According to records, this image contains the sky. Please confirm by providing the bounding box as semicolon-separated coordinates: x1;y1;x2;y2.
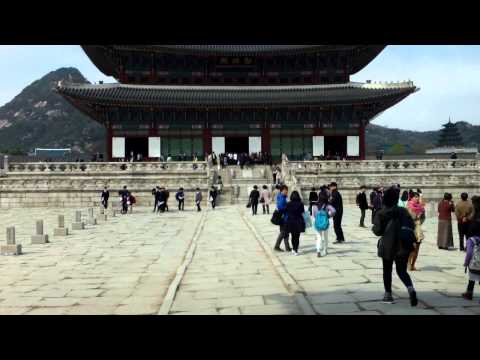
0;45;479;132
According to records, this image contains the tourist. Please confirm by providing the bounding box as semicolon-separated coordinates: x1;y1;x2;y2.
128;192;136;213
329;182;345;243
285;191;306;256
152;187;159;213
217;176;224;194
249;186;260;216
312;193;336;257
176;188;185;211
398;191;409;208
157;187;166;213
272;166;278;185
101;186;110;210
407;192;426;271
372;187;418;306
195;188;203;212
371;187;383;225
356;186;369;228
119;186;130;214
308;187;319;216
455;193;474;252
272;185;280;205
274;185;291;252
209;186;218;210
165;189;170;212
462;221;480;301
437;193;455;250
260;185;271;215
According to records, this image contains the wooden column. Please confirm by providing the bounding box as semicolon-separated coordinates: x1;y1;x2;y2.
359;122;366;160
106;125;113;162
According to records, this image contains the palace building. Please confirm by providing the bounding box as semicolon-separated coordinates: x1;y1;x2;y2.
57;45;418;161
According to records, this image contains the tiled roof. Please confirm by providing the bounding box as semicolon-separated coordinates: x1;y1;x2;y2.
57;82;418;108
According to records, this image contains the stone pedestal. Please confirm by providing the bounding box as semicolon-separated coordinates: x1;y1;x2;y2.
72;211;85;230
87;217;97;226
97;214;108;222
6;227;15;245
31;220;49;244
54;215;69;236
1;244;22;256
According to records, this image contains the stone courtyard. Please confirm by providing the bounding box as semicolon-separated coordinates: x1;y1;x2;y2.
0;204;478;315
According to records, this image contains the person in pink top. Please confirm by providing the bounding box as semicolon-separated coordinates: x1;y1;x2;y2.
407;192;426;271
260;185;272;215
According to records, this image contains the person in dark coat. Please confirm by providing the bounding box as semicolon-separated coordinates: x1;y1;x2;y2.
165;189;170;212
101;186;110;210
274;185;292;253
209;186;218;210
176;188;185;211
356;186;369;228
329;182;345;243
373;187;418;306
119;186;130;214
371;187;383;224
156;187;166;213
152;187;159;213
285;191;306;256
308;187;319;216
249;186;260;216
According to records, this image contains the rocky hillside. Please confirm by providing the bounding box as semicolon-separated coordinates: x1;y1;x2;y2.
0;67;105;155
0;67;478;156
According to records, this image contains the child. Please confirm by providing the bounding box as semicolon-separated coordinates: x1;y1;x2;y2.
462;221;480;301
312;193;336;258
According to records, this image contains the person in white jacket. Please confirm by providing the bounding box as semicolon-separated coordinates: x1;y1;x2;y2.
260;185;272;215
312;193;337;258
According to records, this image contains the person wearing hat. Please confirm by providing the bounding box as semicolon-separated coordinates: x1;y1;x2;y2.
329;182;345;243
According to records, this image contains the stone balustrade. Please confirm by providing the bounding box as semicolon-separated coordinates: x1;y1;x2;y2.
6;161;209;175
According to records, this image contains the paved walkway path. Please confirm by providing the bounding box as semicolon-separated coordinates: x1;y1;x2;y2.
1;204;479;315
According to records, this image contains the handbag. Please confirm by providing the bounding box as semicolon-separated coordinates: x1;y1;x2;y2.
271;210;283;226
246;200;252;209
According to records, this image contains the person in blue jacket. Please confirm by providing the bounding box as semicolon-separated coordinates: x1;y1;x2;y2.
274;185;292;252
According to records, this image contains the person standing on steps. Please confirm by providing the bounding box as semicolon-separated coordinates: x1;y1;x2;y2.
407;192;426;271
101;186;110;210
260;185;271;215
249;186;260;216
356;185;369;228
195;188;203;212
308;187;319;216
285;191;306;256
176;188;185;211
209;186;218;210
437;193;455;250
372;186;418;307
274;185;292;253
329;182;345;244
455;193;474;252
312;193;336;257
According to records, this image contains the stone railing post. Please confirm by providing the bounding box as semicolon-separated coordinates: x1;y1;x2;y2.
54;215;68;236
1;227;22;255
31;220;49;244
2;155;8;176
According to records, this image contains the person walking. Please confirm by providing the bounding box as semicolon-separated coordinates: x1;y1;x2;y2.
455;193;474;252
274;185;291;252
272;166;278;185
462;221;480;301
119;186;130;215
165;189;170;212
398;191;409;208
308;187;319;216
285;191;306;256
176;188;185;211
152;187;159;213
260;185;271;215
195;188;203;212
157;187;167;213
128;193;136;213
356;186;369;228
312;193;336;257
407;192;426;271
101;186;110;210
371;187;383;225
329;182;345;243
437;193;455;250
209;186;218;210
372;187;418;306
249;186;260;216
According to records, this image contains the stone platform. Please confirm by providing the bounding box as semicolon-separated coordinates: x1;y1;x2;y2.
0;205;477;315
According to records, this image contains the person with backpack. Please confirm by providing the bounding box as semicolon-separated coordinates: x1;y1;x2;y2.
308;187;319;216
176;188;185;211
373;186;418;306
312;193;336;257
462;221;480;301
249;186;260;216
356;186;369;228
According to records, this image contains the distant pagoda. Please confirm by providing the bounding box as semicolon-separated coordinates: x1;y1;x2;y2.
437;119;464;147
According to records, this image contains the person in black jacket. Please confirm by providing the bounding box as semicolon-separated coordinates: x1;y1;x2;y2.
285;191;306;256
308;187;319;216
249;186;260;216
119;186;130;214
152;187;159;213
356;186;369;228
101;187;110;210
209;186;218;210
176;188;185;211
156;187;166;213
373;187;418;306
329;182;345;243
165;189;170;212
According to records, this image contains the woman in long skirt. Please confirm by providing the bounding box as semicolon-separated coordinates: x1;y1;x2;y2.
438;193;455;250
407;192;426;271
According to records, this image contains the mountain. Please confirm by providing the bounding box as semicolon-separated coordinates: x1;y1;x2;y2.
0;67;478;156
0;67;105;155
